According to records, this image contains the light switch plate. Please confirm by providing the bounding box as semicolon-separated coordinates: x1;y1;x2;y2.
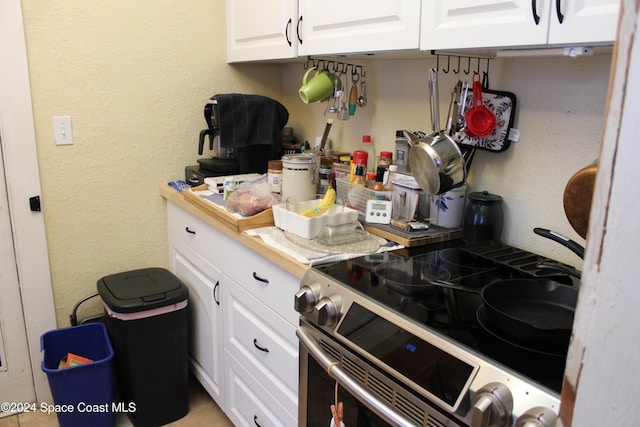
53;116;73;145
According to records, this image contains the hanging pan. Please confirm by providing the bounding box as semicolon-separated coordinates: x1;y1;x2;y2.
563;161;598;239
409;68;467;195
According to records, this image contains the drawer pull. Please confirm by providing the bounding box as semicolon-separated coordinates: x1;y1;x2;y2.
254;415;263;427
185;227;196;235
253;338;269;353
252;272;269;284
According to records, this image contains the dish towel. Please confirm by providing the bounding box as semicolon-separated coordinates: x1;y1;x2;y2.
214;94;289;149
245;226;403;267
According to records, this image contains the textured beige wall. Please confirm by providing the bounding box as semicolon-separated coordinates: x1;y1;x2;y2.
20;1;283;325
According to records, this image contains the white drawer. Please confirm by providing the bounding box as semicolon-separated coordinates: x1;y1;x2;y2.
167;202;231;262
224;351;297;427
223;277;298;416
223;243;299;325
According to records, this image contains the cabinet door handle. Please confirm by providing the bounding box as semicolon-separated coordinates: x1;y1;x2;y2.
213;281;220;306
296;15;303;44
185;226;196;235
285;18;292;46
253;415;263;427
252;272;269;284
531;0;541;25
253;338;269;353
555;0;564;23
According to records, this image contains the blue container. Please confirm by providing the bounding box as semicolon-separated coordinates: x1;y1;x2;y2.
41;323;115;427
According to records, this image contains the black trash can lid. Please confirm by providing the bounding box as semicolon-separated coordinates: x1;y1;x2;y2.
97;268;188;313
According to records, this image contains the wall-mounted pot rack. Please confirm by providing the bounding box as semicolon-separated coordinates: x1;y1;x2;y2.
431;50;494;75
303;56;366;78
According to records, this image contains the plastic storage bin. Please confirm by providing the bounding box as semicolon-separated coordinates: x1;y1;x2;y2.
41;323;115;427
97;267;189;427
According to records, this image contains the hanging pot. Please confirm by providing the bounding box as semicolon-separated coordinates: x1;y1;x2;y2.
409;68;466;195
563;161;598;239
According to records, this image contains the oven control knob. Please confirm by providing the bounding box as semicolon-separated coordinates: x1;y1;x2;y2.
515;407;558;427
470;383;513;427
312;296;342;327
294;284;322;313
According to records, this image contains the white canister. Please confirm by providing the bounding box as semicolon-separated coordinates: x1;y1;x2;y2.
281;153;320;202
429;184;467;228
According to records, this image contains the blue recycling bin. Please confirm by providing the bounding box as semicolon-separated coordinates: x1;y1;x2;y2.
41;322;115;427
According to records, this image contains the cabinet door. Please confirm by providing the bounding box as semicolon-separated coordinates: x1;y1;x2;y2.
226;0;298;62
548;0;620;44
298;0;420;56
421;0;551;50
170;240;225;408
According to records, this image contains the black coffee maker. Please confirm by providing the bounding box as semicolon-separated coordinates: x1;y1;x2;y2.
185;99;240;185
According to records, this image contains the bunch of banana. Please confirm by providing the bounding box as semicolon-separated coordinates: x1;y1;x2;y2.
300;186;337;217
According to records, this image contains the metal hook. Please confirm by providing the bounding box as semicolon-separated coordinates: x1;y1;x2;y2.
442;55;451;73
486;58;490;76
476;57;481;74
453;56;461;74
463;57;471;75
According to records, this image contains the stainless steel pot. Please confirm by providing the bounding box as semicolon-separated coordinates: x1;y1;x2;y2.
409;68;466;195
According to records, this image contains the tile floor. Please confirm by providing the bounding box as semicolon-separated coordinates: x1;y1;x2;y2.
0;374;233;427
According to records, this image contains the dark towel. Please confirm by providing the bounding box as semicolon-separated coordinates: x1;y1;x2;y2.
213;94;289;150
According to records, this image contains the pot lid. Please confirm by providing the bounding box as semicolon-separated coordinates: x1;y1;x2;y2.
469;190;503;203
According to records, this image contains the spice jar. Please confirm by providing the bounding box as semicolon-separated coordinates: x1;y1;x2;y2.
379;151;393;168
267;160;283;194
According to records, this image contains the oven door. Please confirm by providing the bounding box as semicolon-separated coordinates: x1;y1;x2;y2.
297;322;464;427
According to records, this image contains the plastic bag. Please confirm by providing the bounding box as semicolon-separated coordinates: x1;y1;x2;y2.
225;175;281;216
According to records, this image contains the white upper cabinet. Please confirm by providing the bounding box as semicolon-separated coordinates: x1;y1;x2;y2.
547;0;620;44
420;0;620;50
297;0;421;56
226;0;298;62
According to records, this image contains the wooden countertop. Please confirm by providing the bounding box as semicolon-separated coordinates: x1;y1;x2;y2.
160;185;309;279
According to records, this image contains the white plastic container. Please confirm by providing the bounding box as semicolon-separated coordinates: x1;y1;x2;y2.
272;204;359;239
391;174;428;220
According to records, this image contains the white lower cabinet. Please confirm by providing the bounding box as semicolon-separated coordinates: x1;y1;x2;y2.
167;201;299;425
223;276;298;426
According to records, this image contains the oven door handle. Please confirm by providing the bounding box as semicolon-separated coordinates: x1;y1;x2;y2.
296;326;419;427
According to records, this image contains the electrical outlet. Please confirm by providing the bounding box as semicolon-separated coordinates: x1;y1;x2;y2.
53;116;73;145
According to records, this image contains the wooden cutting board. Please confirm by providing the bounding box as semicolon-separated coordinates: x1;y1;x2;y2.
364;223;462;247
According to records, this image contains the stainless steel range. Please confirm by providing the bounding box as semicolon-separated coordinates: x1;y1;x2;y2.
295;240;574;427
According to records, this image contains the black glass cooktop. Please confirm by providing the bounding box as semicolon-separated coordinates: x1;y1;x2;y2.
314;241;573;393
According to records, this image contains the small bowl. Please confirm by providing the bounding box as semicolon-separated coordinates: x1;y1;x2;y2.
286;194;343;216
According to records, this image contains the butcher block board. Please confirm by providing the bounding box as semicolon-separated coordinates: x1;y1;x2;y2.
182;184;274;232
364;223;462;247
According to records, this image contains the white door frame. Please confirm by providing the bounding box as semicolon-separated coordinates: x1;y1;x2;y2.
1;0;57;404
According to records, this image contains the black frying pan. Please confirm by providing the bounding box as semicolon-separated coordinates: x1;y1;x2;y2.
481;278;577;353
